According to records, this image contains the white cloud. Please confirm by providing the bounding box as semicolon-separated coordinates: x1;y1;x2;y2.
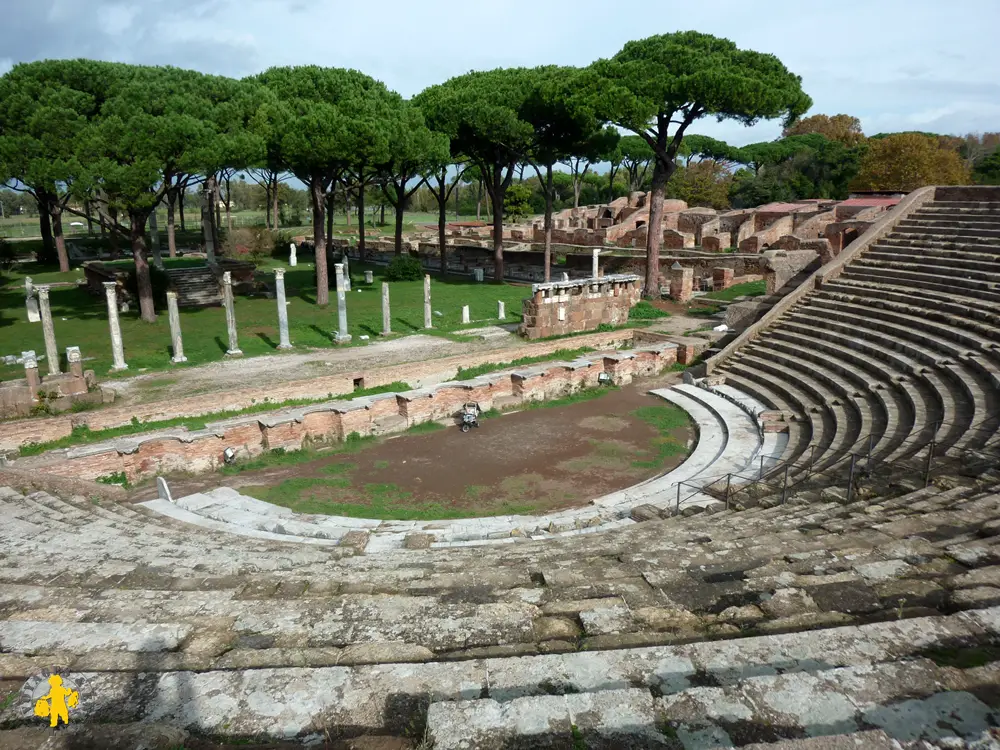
0;0;997;144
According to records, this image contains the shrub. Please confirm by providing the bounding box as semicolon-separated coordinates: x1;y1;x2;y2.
224;227;274;264
629;301;670;320
384;254;424;281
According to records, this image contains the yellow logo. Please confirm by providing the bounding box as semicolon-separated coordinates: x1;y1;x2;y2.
19;670;81;728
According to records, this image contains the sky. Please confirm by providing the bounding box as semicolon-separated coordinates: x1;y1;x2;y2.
1;0;998;148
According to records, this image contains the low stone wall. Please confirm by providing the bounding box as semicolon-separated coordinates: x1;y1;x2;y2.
0;329;639;452
19;343;678;483
519;275;641;339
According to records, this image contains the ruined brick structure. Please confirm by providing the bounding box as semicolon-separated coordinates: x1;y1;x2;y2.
519;275;642;339
21;343;677;483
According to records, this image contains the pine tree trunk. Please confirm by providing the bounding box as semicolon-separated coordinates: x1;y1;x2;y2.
166;191;177;258
272;173;280;230
326;190;334;257
51;201;70;273
380;202;385;227
544;164;553;283
394;183;405;255
644;159;668;300
37;198;54;261
225;176;232;232
211;177;221;251
84;200;94;235
454;182;459;218
490;169;504;284
357;187;366;257
311;178;329;307
130;214;157;322
179;189;186;231
438;177;448;278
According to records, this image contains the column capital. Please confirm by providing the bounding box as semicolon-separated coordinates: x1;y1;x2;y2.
36;284;51;300
166;290;179;300
222;271;232;284
102;281;117;291
66;346;82;363
274;268;285;280
21;350;37;369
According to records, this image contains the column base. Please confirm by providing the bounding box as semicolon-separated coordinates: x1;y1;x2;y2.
171;356;188;364
110;365;128;372
333;334;352;346
277;343;294;350
379;330;393;337
225;349;244;357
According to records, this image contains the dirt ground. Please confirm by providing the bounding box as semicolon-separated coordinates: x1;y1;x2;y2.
156;381;693;519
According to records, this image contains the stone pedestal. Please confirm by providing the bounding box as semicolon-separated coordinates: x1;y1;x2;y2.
669;262;694;303
472;268;484;282
66;346;83;377
365;270;374;284
592;248;600;279
334;263;351;345
423;275;433;329
274;269;292;350
497;301;506;320
289;243;297;267
22;351;40;401
461;305;470;324
25;277;40;323
713;267;735;291
222;271;242;356
381;283;391;336
103;282;128;371
36;285;60;375
561;272;570;282
166;291;187;363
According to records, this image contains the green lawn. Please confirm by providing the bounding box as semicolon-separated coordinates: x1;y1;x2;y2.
703;280;767;301
0;259;529;381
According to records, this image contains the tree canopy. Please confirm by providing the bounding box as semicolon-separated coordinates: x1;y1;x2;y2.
851;132;969;192
590;31;811;297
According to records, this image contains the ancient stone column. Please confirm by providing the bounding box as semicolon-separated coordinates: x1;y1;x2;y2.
22;350;40;400
592;248;600;279
423;275;432;329
498;301;506;320
66;346;83;378
149;209;163;269
289;243;297;267
36;285;60;375
381;282;391;336
222;271;242;356
462;305;470;324
669;262;694;303
334;263;351;345
166;291;187;363
274;268;292;350
342;255;351;291
25;277;40;323
102;282;128;371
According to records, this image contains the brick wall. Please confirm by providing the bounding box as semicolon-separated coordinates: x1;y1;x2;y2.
519;275;642;340
25;343;678;483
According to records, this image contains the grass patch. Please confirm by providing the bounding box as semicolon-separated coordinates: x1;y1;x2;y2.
628;300;670;320
630;405;691;468
919;645;1000;669
687;305;723;317
455;347;595;381
406;421;446;434
703;280;766;301
17;381;410;456
96;471;129;488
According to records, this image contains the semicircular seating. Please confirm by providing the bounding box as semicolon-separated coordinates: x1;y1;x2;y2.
713;188;1000;496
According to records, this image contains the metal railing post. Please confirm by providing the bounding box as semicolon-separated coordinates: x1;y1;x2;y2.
781;463;790;505
867;433;874;463
808;445;817;476
847;453;857;504
759;454;765;480
924;441;935;488
676;483;681;515
724;474;732;510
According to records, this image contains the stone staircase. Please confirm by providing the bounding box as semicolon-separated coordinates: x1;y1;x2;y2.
166;265;221;307
3;474;1000;746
